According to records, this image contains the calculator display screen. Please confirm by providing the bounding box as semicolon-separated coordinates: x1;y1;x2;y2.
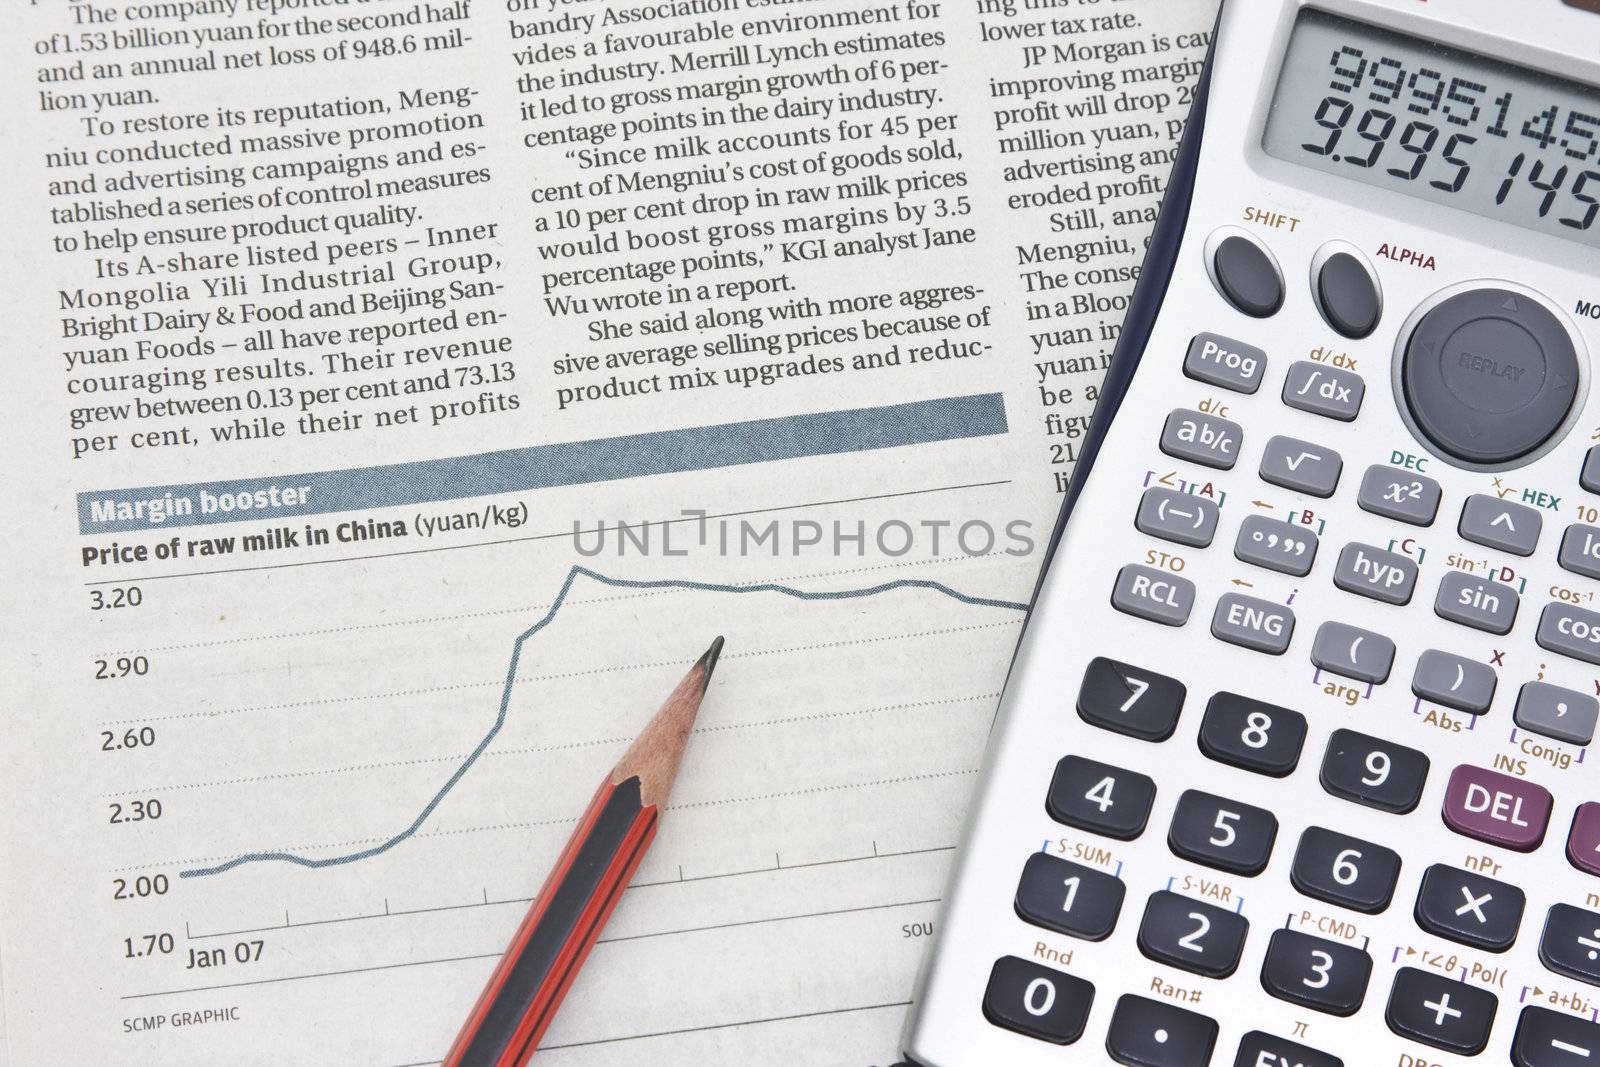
1263;8;1600;246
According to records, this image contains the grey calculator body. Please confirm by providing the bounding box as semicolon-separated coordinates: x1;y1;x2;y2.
904;1;1600;1064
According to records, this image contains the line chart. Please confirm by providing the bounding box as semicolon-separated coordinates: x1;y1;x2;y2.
179;564;1029;879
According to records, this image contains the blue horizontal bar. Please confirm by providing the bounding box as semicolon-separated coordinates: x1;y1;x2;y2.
77;392;1008;533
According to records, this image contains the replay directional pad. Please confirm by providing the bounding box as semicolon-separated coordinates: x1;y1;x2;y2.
1401;287;1580;468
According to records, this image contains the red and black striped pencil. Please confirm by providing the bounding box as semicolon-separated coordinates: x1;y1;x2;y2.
441;636;725;1067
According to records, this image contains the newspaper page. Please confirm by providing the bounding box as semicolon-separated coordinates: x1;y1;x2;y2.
0;0;1214;1063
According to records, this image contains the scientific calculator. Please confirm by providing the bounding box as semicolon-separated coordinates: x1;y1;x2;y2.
903;1;1600;1064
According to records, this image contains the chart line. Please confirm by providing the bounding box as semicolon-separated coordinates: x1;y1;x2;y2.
180;565;1027;878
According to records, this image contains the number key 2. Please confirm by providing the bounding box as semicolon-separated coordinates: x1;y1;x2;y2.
1047;755;1156;841
1137;890;1250;979
1199;692;1307;777
1320;728;1429;814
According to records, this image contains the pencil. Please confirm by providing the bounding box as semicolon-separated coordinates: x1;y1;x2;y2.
441;636;725;1067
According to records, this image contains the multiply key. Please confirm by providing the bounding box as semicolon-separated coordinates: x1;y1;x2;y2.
1442;764;1553;852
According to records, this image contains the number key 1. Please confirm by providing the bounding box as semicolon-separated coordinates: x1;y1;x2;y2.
1014;853;1126;942
1320;728;1429;813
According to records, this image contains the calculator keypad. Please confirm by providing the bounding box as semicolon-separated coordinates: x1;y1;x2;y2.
1260;928;1373;1017
1568;803;1600;877
954;232;1600;1065
1358;465;1440;526
1077;657;1187;742
1234;1030;1344;1067
1319;729;1430;814
1536;602;1600;665
1537;904;1600;987
1014;853;1126;942
1046;756;1156;841
1414;863;1526;952
1198;693;1306;777
1514;681;1599;746
1385;967;1498;1054
1160;408;1242;469
1234;515;1317;576
1210;593;1295;655
1107;993;1219;1067
1310;621;1395;684
1512;1006;1600;1066
1290;827;1401;914
1259;436;1343;497
1183;332;1266;394
1168;790;1278;876
1332;542;1417;605
1411;650;1497;715
1136;486;1220;548
1282;360;1364;421
1459;494;1542;556
1441;764;1552;852
1111;564;1195;627
981;956;1094;1045
1137;891;1250;978
1434;570;1519;635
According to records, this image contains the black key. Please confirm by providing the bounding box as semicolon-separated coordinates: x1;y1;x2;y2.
1289;827;1401;914
1198;692;1307;777
1513;1005;1600;1066
1319;728;1429;814
1014;852;1125;942
1078;657;1186;742
1415;863;1525;952
1046;756;1156;841
1234;1029;1345;1067
1540;903;1600;987
1168;790;1278;876
1259;927;1373;1017
1212;234;1284;319
1137;890;1250;979
1107;993;1219;1067
981;955;1094;1045
1385;966;1498;1055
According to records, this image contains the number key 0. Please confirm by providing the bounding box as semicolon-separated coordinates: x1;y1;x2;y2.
981;955;1095;1045
1198;693;1308;777
1320;728;1430;814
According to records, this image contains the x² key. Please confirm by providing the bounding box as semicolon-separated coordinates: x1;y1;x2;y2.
1442;764;1553;852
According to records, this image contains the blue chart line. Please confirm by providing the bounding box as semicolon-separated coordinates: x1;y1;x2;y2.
181;565;1029;878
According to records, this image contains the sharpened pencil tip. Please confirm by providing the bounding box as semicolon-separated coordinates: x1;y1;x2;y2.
698;635;725;689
